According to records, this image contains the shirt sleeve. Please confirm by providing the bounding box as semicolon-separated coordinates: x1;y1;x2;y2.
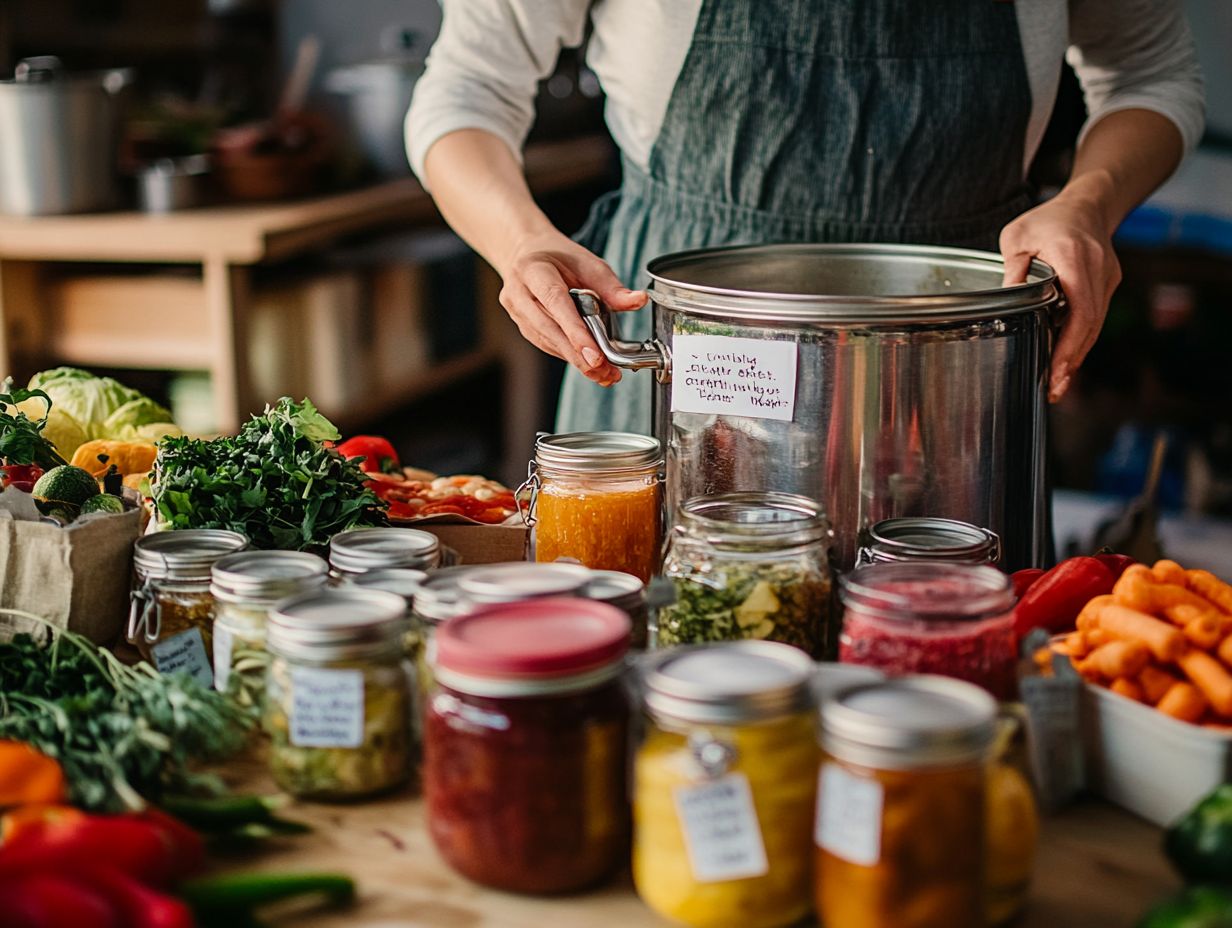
405;0;591;186
1066;0;1205;153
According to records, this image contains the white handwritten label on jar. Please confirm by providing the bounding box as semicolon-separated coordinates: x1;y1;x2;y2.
673;773;769;882
816;762;883;866
670;334;798;422
151;627;214;688
290;667;364;748
213;625;233;692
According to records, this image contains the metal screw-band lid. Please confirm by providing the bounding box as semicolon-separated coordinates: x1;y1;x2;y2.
210;551;328;604
458;562;592;605
329;527;441;573
349;568;428;604
134;529;249;582
861;517;1000;565
533;431;662;475
267;588;407;661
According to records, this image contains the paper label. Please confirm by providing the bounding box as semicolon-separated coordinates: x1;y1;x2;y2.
151;627;214;689
673;773;769;882
290;666;364;748
671;334;798;421
816;762;883;866
213;625;234;692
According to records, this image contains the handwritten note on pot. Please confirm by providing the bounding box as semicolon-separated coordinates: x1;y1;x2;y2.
671;334;797;421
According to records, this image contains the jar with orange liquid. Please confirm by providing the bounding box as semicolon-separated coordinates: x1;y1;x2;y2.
523;432;663;583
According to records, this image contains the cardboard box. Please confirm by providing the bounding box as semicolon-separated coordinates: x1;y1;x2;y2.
419;523;529;565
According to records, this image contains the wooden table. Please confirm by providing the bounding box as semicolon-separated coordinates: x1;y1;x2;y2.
0;135;614;437
222;757;1179;928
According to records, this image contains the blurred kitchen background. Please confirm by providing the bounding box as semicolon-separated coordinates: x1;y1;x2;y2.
0;0;1229;565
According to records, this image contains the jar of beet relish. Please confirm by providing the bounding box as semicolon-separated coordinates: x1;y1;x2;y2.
839;562;1017;698
423;598;632;893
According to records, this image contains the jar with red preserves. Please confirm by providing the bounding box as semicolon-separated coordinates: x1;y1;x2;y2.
838;562;1017;698
423;598;632;894
523;431;663;582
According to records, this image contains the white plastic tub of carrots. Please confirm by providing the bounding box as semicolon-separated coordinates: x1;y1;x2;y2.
1049;560;1232;826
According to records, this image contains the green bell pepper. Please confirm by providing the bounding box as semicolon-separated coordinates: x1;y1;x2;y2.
1138;886;1232;928
1166;785;1232;884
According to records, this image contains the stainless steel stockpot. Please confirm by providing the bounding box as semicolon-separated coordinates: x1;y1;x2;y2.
574;243;1059;571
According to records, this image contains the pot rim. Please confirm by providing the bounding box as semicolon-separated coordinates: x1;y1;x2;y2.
648;242;1059;324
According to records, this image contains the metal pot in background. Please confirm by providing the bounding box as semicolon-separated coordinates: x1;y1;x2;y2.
0;56;134;216
574;244;1060;572
135;155;212;213
324;55;423;178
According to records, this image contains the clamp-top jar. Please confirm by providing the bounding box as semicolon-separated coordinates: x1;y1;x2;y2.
210;550;329;700
656;492;832;655
328;527;441;578
265;588;413;800
857;517;1000;567
129;529;249;683
523;431;663;582
633;641;820;928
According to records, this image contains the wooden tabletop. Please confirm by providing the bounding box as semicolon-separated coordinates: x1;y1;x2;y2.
0;135;614;265
219;756;1179;928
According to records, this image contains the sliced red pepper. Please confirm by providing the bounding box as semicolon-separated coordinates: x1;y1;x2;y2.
0;463;44;493
1093;552;1136;580
1013;556;1116;639
71;865;194;928
1011;568;1046;599
2;871;120;928
336;436;400;474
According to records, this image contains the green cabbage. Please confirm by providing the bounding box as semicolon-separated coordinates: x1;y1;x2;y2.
25;367;178;456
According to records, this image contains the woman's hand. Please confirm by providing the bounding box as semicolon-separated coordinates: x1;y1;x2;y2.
496;229;647;386
1000;185;1122;403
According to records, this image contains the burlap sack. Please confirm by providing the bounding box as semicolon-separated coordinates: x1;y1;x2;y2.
0;508;141;643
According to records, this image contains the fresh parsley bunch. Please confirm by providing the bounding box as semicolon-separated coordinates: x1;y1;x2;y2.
0;379;67;468
152;397;387;551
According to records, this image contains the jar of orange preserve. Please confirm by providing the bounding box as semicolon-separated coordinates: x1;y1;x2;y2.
523;431;663;582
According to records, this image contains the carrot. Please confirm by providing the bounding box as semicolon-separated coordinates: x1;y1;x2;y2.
1097;603;1186;662
1077;594;1115;631
1087;628;1111;647
1158;682;1208;723
1184;614;1224;651
1177;649;1232;717
1138;665;1181;704
1218;635;1232;668
0;741;66;807
1113;565;1158;612
1110;677;1145;702
1164;602;1229;630
1187;569;1232;615
1064;630;1091;659
1152;559;1188;586
1078;640;1150;680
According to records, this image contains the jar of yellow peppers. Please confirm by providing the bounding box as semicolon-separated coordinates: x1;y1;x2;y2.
633;641;819;928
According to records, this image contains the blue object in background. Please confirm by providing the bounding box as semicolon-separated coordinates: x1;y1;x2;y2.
1094;424;1187;511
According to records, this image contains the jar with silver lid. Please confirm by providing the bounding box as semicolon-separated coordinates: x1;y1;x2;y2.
348;568;428;665
633;641;820;928
210;550;329;704
457;561;592;608
585;569;649;649
129;529;249;685
856;517;1001;567
265;588;413;800
328;527;441;577
815;676;996;928
523;431;663;582
409;565;480;693
656;492;833;656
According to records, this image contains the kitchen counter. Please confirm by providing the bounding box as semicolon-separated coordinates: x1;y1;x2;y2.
222;756;1179;928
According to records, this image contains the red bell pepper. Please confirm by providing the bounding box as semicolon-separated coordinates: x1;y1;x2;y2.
1013;555;1116;639
0;463;44;493
1011;568;1046;599
335;435;400;474
1094;552;1136;580
2;871;121;928
72;865;194;928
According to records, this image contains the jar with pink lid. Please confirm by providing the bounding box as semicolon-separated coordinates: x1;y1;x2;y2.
838;562;1017;698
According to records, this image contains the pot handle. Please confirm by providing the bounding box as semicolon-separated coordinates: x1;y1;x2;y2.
569;288;671;382
14;56;64;83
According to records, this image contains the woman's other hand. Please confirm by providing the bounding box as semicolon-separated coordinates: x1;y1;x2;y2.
498;229;647;386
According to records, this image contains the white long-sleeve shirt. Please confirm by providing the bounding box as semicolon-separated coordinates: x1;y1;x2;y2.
406;0;1205;187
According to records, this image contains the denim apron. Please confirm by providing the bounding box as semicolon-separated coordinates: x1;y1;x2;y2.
556;0;1034;436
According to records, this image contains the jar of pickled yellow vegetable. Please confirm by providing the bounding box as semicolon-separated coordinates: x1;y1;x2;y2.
815;675;997;928
523;431;662;582
265;588;413;801
633;641;819;928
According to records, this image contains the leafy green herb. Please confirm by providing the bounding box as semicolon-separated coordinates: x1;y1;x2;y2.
0;379;68;469
0;611;254;812
152;397;387;551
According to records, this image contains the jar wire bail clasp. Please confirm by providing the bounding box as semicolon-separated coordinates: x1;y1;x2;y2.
688;730;738;780
516;458;541;528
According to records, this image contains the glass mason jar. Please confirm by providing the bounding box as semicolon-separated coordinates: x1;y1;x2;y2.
523;431;663;583
656;492;833;656
265;588;413;801
633;641;820;928
585;569;649;650
410;565;480;695
456;561;592;609
210;550;329;706
815;676;996;928
129;529;249;684
839;562;1017;699
856;517;1001;567
423;598;632;894
328;527;441;578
